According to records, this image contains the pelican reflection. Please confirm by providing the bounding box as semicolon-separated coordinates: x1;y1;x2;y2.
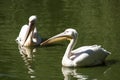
18;45;36;79
62;67;88;80
62;66;110;80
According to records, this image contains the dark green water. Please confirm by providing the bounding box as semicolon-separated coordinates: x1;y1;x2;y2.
0;0;120;80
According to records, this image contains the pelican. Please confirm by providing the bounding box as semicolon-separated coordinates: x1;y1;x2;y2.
41;28;111;67
16;15;41;46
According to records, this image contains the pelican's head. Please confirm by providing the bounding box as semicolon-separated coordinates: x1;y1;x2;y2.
41;28;78;45
64;28;78;39
29;15;37;22
29;15;37;25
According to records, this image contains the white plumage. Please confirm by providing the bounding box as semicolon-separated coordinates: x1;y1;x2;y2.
41;28;110;67
16;15;41;46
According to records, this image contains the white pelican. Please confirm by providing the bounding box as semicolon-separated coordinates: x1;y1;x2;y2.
41;28;111;67
16;15;41;46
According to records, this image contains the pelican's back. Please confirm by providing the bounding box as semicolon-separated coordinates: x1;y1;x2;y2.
16;25;30;45
71;45;110;67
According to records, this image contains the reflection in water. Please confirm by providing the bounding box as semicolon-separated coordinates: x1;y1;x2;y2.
62;66;111;80
62;67;88;80
18;45;36;79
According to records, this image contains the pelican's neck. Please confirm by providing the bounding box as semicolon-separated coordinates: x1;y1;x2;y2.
62;37;77;67
65;39;75;57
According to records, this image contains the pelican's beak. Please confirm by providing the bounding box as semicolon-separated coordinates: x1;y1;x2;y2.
22;22;35;46
41;32;72;45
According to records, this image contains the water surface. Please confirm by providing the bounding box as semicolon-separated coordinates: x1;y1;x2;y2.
0;0;120;80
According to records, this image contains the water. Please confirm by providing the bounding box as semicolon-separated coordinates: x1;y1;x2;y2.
0;0;120;80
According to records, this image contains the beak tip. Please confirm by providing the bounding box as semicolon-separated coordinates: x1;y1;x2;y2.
40;41;48;46
40;43;43;46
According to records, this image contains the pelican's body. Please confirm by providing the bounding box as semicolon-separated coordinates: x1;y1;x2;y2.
41;28;110;67
16;15;41;46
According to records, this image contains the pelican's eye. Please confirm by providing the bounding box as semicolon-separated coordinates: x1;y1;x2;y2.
20;38;21;41
64;31;69;34
66;31;69;33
